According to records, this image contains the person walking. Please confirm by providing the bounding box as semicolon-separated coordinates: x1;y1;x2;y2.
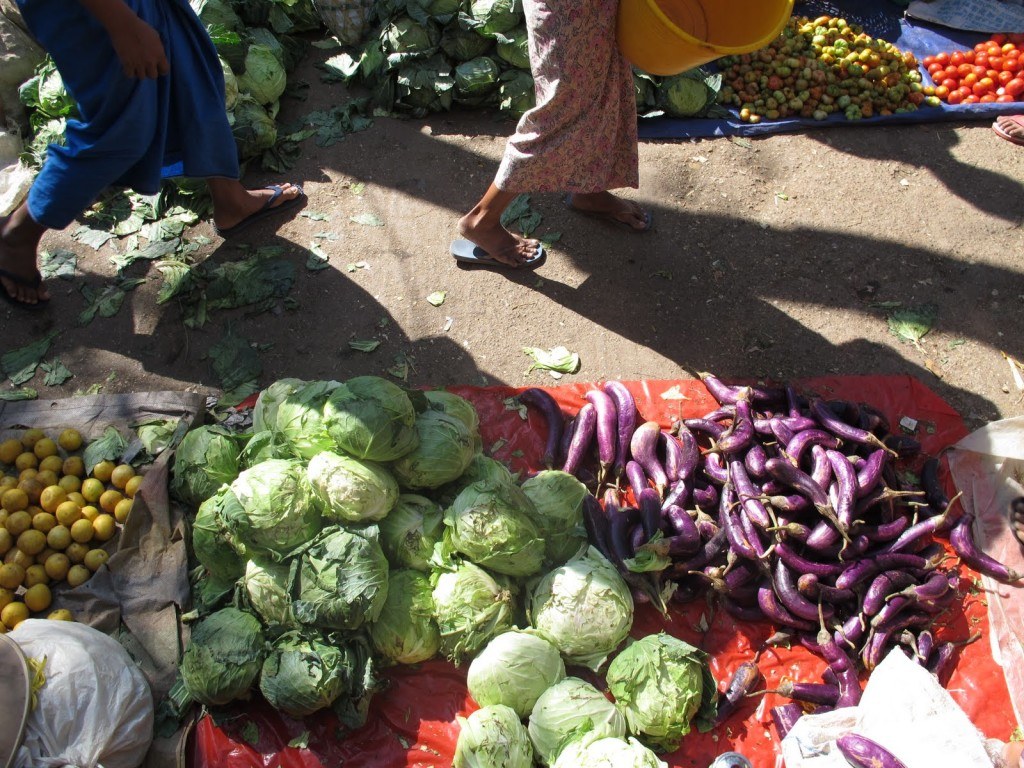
0;0;305;308
452;0;652;269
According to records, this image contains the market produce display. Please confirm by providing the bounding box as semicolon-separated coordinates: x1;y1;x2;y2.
922;33;1024;104
0;427;143;630
518;373;1022;735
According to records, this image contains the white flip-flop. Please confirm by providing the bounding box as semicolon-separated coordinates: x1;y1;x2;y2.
450;239;545;269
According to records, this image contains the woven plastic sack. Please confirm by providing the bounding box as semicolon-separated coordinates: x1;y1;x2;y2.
0;6;44;127
11;619;154;768
312;0;375;46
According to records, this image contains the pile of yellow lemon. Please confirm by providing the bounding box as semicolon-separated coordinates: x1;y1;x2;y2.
0;427;142;631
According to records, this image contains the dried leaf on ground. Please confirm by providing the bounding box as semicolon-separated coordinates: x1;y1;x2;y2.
0;388;37;401
39;249;77;280
40;359;73;386
2;331;59;386
522;345;581;375
887;303;938;347
426;291;446;306
349;339;381;353
210;326;263;393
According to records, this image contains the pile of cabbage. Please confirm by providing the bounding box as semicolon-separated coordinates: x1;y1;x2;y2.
173;375;665;736
337;0;725;120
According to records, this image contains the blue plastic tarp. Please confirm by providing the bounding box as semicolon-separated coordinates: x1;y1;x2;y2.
638;0;1021;139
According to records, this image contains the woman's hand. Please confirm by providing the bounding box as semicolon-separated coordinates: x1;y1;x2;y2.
108;14;169;79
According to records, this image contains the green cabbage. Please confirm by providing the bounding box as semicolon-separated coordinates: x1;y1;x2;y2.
659;72;712;117
307;451;399;524
527;677;627;766
253;378;304;433
384;16;442;55
498;70;535;117
226;458;321;560
231;94;277;159
605;633;719;751
241;558;296;628
377;494;443;571
520;470;588;566
293;526;390;631
433;454;514;509
238;430;291;468
466;629;565;718
237;43;287;105
192;486;248;581
424;390;480;436
406;0;462;24
171;425;242;507
323;376;419;461
444;479;545;577
440;25;495;61
454;705;534;768
274;379;340;460
395;57;456;116
180;607;265;706
496;31;530;70
432;561;515;664
455;56;500;101
391;409;477;490
552;736;667;768
468;0;522;38
369;569;440;665
221;57;239;111
528;547;633;671
259;629;350;717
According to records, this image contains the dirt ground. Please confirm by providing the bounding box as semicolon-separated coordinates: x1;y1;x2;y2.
4;47;1024;431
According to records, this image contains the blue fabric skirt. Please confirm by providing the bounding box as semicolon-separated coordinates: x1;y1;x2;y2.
18;0;240;229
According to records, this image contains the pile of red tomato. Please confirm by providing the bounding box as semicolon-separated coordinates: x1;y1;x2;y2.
922;33;1024;104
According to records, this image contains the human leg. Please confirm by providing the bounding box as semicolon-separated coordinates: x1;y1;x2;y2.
0;203;49;306
207;178;305;236
456;183;542;267
993;115;1024;146
564;191;652;232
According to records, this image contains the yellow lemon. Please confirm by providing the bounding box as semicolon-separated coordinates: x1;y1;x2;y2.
99;489;123;515
66;564;90;587
92;514;117;542
57;475;81;494
17;468;37;484
124;474;143;499
32;438;58;461
55;501;83;527
32;512;58;534
58;429;83;452
0;439;22;465
14;452;38;472
0;476;16;493
39;485;67;514
38;455;63;474
65;492;86;507
81;477;104;503
5;510;32;536
1;488;29;513
92;460;115;483
0;563;25;590
24;563;48;587
1;600;28;629
0;529;11;557
44;553;71;581
69;518;94;544
17;477;44;504
46;525;71;551
62;456;85;478
23;583;51;613
35;548;56;565
4;548;33;570
80;505;100;523
17;529;46;557
20;429;45;450
0;587;12;611
110;464;135;491
65;542;88;564
113;497;133;525
47;608;73;621
83;549;108;572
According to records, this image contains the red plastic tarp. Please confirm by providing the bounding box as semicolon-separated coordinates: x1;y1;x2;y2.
191;375;1018;768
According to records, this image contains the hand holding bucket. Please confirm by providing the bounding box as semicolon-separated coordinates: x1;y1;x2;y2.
617;0;795;75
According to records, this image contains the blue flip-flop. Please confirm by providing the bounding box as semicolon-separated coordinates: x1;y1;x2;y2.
450;239;545;269
214;184;306;238
0;267;50;311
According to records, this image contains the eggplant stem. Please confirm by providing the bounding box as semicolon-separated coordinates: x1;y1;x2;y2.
953;630;982;647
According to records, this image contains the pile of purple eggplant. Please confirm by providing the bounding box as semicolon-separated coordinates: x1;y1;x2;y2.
519;373;1021;726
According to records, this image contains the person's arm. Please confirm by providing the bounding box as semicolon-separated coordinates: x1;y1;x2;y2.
76;0;169;79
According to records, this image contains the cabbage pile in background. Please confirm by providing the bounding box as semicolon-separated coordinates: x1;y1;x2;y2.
170;375;717;760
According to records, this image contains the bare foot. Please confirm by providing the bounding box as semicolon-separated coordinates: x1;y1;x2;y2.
457;210;540;267
994;115;1024;142
210;182;304;233
567;191;651;231
0;214;49;307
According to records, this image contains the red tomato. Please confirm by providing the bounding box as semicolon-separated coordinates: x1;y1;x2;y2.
997;94;1016;102
992;33;1007;45
999;70;1014;86
963;73;979;87
923;55;937;67
988;46;1002;57
1004;58;1021;72
1011;33;1024;45
934;85;950;99
941;78;959;91
980;93;997;102
950;51;965;66
1005;47;1021;59
974;78;995;95
973;65;989;77
964;49;977;64
975;42;989;53
963;94;980;103
990;57;1004;70
928;63;943;77
957;85;973;100
1005;77;1024;97
976;54;989;68
935;51;950;65
956;64;972;77
947;89;964;104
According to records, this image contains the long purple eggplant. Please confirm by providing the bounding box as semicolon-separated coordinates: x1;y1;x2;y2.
585;388;617;484
602;381;636;481
562;402;596;476
785;429;841;467
718;392;755;454
810;398;894;455
714;660;763;727
660;431;684;484
700;371;785;407
582;494;612;562
519;388;564;469
836;734;908;768
684;417;728;441
774;559;834;621
855;449;886;497
704;452;730;485
626;460;648;501
757;584;815;631
638;487;662;542
775;679;840;706
771;704;804;741
631;421;668;496
950;513;1022;582
883;500;964;554
729;458;772;529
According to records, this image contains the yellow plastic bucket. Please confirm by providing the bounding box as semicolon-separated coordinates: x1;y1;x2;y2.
617;0;795;76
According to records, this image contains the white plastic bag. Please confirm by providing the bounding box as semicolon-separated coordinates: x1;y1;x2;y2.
11;619;154;768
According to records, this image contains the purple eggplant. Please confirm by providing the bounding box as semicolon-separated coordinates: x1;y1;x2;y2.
776;679;840;707
771;704;804;741
718;392;755;454
582;494;612;561
745;443;768;479
810;398;894;455
558;416;575;467
857;516;910;545
602;381;636;480
757;584;815;631
770;417;796;446
950;513;1022;582
919;456;950;511
562;402;596;476
519;388;564;469
774;541;846;578
660;431;683;484
883;434;921;458
665;505;700;552
915;629;934;666
585;389;618;483
797;573;856;604
774;559;834;622
720;484;760;562
699;371;785;406
626;460;648;501
638;487;662;542
810;445;833;490
683;417;728;441
703;404;737;423
631;421;668;496
928;641;957;683
785;429;842;467
714;660;763;727
825;450;858;528
883;501;964;554
704;452;730;486
729;458;772;529
693;483;720;510
669;528;728;574
862;571;917;617
855;449;886;498
836;734;908;768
